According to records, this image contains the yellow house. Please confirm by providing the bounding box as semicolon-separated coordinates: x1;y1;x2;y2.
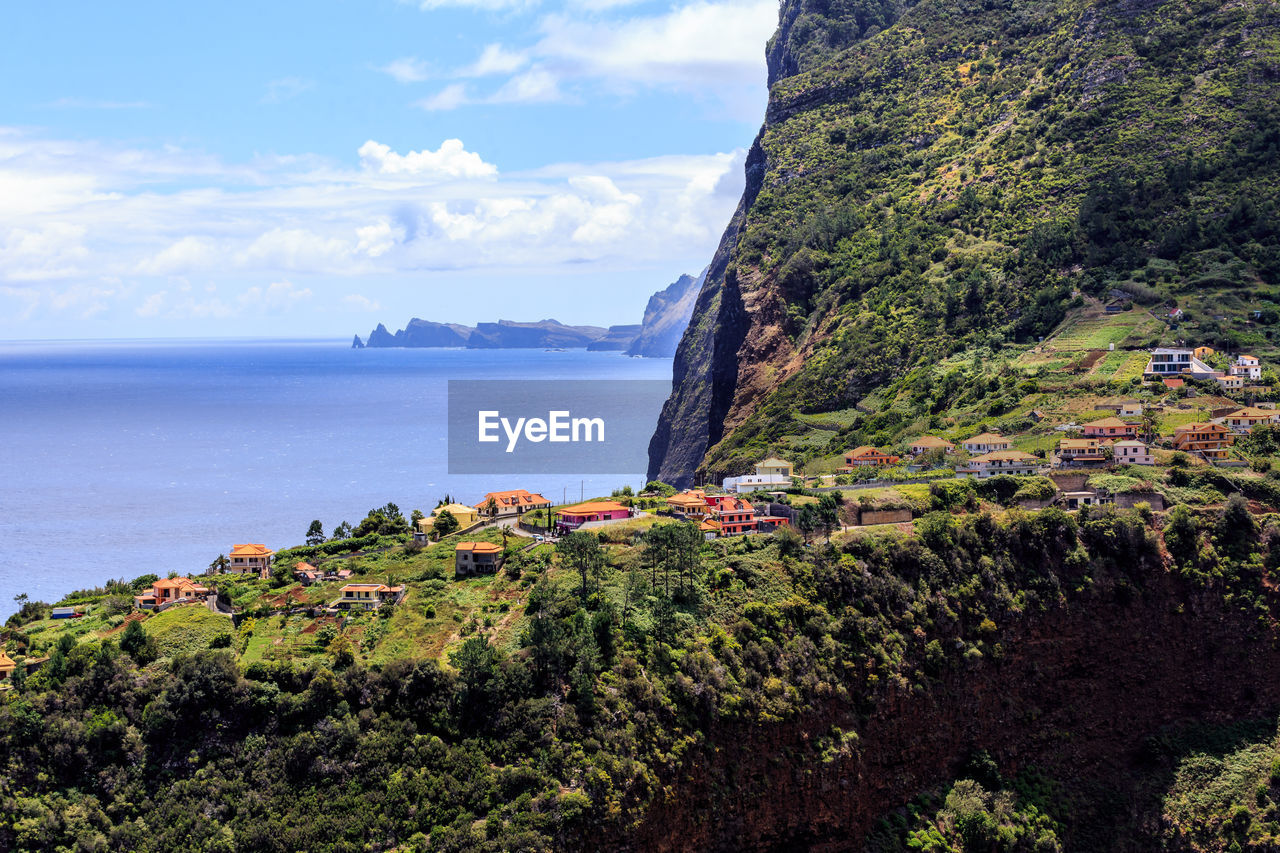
755;457;794;479
228;544;274;577
419;503;479;533
1194;346;1215;361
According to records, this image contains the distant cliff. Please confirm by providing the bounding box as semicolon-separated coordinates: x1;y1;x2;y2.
625;268;706;358
357;271;703;354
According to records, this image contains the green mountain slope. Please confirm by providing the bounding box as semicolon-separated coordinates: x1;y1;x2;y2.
649;0;1280;486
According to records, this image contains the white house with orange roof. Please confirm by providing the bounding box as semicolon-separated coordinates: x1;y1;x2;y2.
337;582;404;610
228;544;274;578
1221;407;1279;432
957;450;1040;478
910;436;955;456
961;433;1012;455
475;489;551;517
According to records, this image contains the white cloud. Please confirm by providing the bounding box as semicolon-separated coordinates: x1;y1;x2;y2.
357;139;498;179
262;77;314;104
356;221;403;258
466;44;528;76
377;57;431;83
0;128;747;325
239;280;313;312
415;84;472;112
491;67;562;104
343;293;382;312
136;236;219;276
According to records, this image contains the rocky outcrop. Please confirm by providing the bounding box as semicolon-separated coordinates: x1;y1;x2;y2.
466;319;607;349
351;334;364;349
625;268;707;358
647;0;1280;486
587;325;644;352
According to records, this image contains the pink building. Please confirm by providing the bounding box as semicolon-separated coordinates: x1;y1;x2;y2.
555;500;632;532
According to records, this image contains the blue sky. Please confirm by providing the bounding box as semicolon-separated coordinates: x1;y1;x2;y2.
0;0;777;338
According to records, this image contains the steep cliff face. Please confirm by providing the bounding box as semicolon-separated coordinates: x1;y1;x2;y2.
649;0;1280;486
610;572;1280;850
625;268;707;358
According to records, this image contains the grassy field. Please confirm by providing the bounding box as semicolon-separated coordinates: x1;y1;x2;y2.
143;605;233;658
1042;309;1163;352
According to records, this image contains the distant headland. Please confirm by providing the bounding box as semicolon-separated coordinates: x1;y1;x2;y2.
353;267;706;358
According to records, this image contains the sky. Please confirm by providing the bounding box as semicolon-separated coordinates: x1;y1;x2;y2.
0;0;779;339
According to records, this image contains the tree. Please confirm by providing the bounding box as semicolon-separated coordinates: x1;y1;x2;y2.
208;554;230;575
557;531;604;601
797;504;819;543
816;493;841;542
305;520;325;546
432;509;460;538
332;520;353;540
327;634;355;668
410;509;425;532
1163;505;1201;572
1215;493;1259;566
120;618;157;666
481;496;499;519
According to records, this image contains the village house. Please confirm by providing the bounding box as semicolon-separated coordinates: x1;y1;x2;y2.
294;561;323;585
228;544;274;578
1194;346;1216;361
711;496;757;535
134;576;211;610
418;503;480;534
722;457;795;492
699;518;722;540
51;606;83;619
1172;423;1234;461
957;450;1040;478
1058;488;1115;511
961;433;1012;455
0;651;48;687
667;490;710;519
843;446;901;468
1162;377;1185;390
337;583;404;611
1056;438;1106;467
476;489;552;517
454;541;503;576
1146;347;1193;375
555;500;632;532
1113;439;1154;466
1112;401;1143;418
1082;417;1138;441
1231;355;1262;381
910;436;956;455
1216;374;1245;392
1222;407;1279;432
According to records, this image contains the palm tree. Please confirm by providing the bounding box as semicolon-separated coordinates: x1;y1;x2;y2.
208;554;230;575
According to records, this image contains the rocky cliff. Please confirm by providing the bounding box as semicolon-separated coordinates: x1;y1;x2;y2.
625;268;708;358
648;0;1280;487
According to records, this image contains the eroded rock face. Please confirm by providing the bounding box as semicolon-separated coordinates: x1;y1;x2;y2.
605;573;1280;851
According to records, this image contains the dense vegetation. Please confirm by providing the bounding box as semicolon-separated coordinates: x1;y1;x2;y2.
653;0;1280;482
3;499;1278;851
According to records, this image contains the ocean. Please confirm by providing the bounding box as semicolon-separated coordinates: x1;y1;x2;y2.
0;339;673;617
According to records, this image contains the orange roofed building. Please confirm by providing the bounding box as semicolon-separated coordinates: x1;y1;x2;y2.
337;582;404;610
1081;417;1138;441
843;446;901;468
455;541;503;576
476;489;551;517
555;500;632;533
711;496;757;536
135;576;211;610
667;490;710;519
228;544;274;578
1172;423;1233;460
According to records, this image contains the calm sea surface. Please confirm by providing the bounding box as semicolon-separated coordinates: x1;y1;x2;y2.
0;339;672;617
